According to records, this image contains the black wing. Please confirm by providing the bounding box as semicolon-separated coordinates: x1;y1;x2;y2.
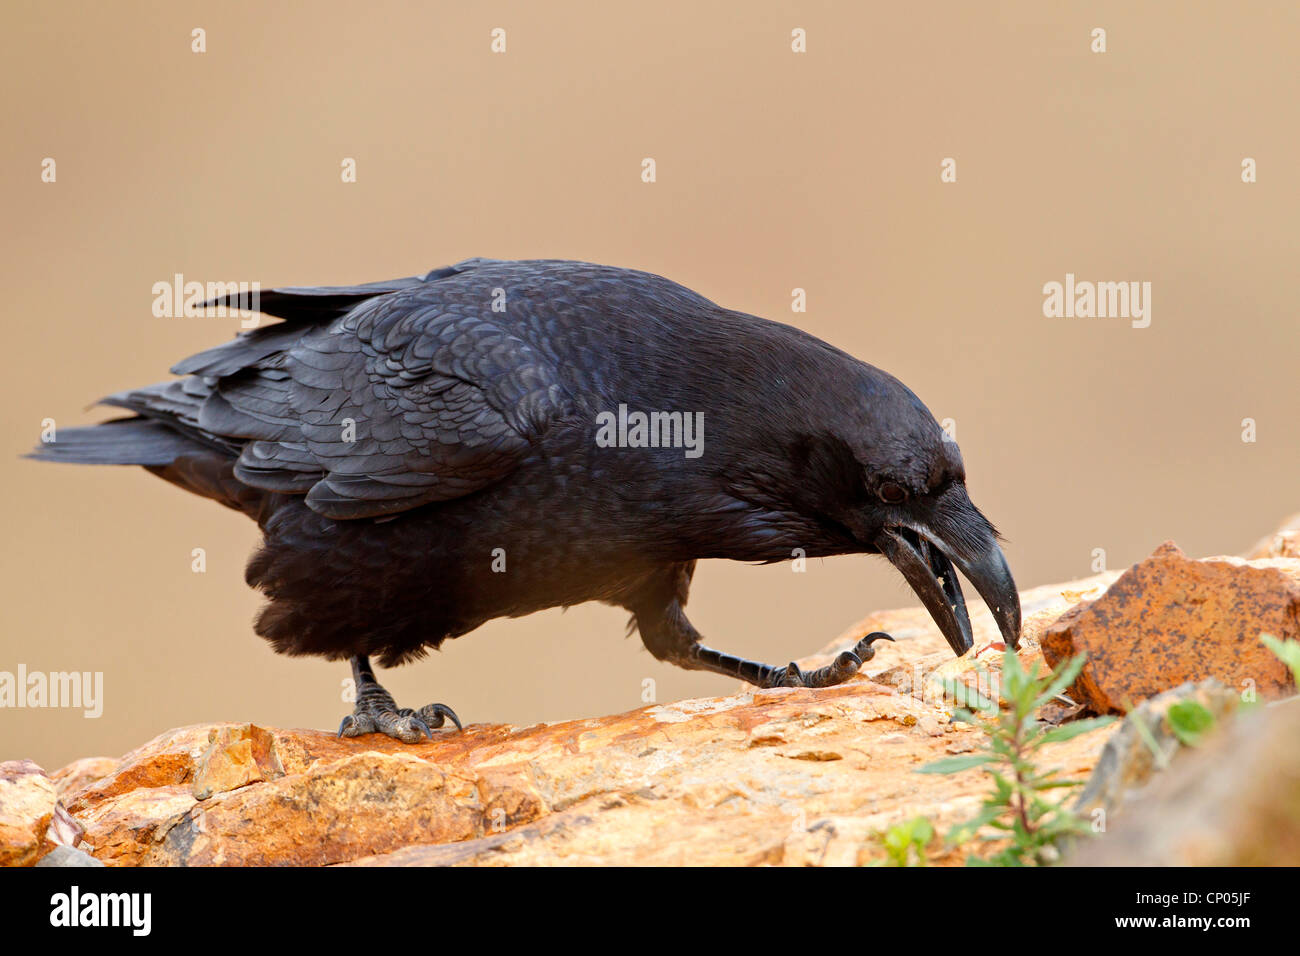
106;260;573;519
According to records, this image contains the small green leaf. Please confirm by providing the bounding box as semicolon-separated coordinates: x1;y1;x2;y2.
936;677;998;714
884;816;932;845
916;753;993;774
880;815;934;866
1001;648;1026;696
1036;715;1117;745
1261;633;1300;684
1167;699;1215;747
946;804;1002;845
949;706;980;725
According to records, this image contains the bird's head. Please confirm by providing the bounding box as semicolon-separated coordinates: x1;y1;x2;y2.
792;364;1022;657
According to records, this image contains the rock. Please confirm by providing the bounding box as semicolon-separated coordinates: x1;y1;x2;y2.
46;801;85;850
0;759;58;867
191;723;285;800
55;675;1115;867
1072;679;1242;823
39;529;1300;867
1041;542;1299;713
1070;697;1300;865
73;785;201;867
35;845;105;868
48;756;118;799
1246;512;1300;560
64;726;219;816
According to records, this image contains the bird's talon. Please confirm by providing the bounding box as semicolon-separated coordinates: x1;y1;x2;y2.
338;712;376;738
339;677;461;744
418;702;463;731
855;631;895;662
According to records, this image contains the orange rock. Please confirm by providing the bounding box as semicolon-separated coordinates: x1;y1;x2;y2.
0;759;58;866
55;669;1117;867
76;785;199;866
48;756;118;799
63;726;209;815
1042;542;1299;713
192;724;285;800
45;534;1300;867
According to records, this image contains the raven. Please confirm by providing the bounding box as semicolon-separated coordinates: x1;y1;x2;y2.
30;259;1020;742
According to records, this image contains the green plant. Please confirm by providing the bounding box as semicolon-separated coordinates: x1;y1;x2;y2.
1166;699;1216;746
1261;633;1300;684
876;816;935;867
917;650;1114;866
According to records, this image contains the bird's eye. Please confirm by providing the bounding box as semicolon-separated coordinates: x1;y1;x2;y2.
879;482;907;504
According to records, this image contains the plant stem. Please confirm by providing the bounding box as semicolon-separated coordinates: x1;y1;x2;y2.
1012;719;1034;841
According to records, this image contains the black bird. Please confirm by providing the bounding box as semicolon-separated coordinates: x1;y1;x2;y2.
30;259;1020;742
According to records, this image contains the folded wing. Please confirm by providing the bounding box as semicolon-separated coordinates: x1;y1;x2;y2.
104;260;572;519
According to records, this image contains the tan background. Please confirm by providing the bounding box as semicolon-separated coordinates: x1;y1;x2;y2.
3;2;1297;769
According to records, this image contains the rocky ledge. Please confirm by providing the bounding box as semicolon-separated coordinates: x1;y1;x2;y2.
3;516;1298;867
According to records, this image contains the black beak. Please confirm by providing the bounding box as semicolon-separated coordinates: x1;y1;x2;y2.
872;497;1021;657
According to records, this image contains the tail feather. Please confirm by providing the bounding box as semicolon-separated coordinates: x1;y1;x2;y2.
26;417;206;466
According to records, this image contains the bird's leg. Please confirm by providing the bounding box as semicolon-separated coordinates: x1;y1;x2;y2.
637;600;894;690
338;655;463;744
689;632;896;689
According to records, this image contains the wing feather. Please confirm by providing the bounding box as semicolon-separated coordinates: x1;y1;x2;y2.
87;259;576;519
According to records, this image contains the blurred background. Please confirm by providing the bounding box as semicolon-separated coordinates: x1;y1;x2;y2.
3;1;1297;769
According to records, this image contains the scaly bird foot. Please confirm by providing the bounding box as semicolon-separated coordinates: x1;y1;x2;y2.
338;673;462;744
762;632;895;689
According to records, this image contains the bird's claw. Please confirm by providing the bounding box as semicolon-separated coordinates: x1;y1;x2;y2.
405;714;435;740
416;702;463;732
854;631;896;658
338;699;461;744
763;631;895;689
